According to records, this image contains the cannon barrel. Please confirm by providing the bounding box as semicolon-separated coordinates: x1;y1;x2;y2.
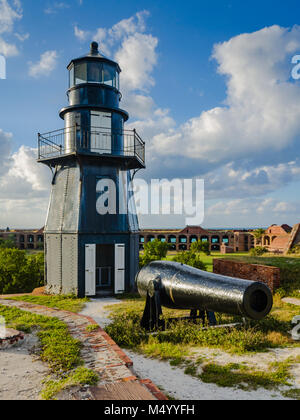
136;261;273;320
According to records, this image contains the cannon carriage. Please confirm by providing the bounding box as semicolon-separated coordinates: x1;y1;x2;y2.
136;261;273;331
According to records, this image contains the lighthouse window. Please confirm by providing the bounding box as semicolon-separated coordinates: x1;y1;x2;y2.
69;65;74;88
88;62;102;83
75;62;87;85
103;63;115;87
116;72;120;90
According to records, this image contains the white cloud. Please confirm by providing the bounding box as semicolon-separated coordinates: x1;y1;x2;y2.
150;25;300;165
0;146;51;228
203;160;300;199
14;32;29;41
74;11;158;97
108;10;150;43
0;146;50;199
115;33;158;93
8;146;51;192
204;197;299;228
0;198;48;228
0;0;22;35
0;129;12;175
74;25;90;42
0;0;23;56
0;37;18;56
72;17;300;228
28;50;58;78
44;2;70;14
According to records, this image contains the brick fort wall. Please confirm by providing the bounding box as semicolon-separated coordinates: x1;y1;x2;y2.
213;259;280;293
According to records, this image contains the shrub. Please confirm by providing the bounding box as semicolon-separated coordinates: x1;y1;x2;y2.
0;249;44;294
140;239;169;267
289;245;300;255
190;240;210;255
250;246;268;256
105;312;148;348
172;251;207;271
0;235;16;249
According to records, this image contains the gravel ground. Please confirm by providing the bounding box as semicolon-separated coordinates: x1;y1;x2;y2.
0;334;49;400
80;298;297;401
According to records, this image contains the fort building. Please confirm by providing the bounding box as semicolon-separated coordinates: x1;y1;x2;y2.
139;226;255;252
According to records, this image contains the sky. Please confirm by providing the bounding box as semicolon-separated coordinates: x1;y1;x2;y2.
0;0;300;229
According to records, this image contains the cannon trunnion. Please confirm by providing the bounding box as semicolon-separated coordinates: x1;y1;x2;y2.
136;261;273;331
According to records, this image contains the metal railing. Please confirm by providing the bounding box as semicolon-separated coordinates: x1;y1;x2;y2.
38;125;145;166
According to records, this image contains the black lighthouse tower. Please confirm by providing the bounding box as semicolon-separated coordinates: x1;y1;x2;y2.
38;42;145;297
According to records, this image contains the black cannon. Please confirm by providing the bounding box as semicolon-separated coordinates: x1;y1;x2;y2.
136;260;273;331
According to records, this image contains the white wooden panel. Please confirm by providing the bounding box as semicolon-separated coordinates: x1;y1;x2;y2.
91;111;112;154
85;244;96;296
115;244;125;294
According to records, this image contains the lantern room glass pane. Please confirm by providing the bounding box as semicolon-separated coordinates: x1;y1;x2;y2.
103;63;114;87
116;72;120;90
88;62;102;83
69;65;74;88
75;62;87;85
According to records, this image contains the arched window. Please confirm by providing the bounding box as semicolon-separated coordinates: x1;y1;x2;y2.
190;236;198;243
222;236;229;244
179;236;187;244
211;236;220;244
147;235;155;243
201;236;209;242
158;235;166;243
168;236;177;244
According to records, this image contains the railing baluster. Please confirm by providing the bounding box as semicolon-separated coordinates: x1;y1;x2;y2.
38;125;145;166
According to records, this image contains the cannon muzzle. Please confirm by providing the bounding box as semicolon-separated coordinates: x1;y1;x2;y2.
137;260;273;321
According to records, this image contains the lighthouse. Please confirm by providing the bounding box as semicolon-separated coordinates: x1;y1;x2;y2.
38;42;145;297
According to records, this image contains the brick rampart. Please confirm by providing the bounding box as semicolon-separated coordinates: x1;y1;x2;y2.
213;259;280;293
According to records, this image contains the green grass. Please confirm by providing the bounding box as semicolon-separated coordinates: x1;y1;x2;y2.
85;324;100;332
104;293;300;397
6;294;89;313
198;359;293;391
282;388;300;400
105;293;299;356
0;304;98;399
41;367;99;400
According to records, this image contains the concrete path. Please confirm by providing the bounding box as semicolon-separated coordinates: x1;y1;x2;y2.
282;297;300;306
0;299;166;400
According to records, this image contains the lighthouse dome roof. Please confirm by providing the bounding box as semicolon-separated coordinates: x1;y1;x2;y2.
67;42;121;73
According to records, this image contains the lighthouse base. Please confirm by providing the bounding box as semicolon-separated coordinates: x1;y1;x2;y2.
44;232;140;298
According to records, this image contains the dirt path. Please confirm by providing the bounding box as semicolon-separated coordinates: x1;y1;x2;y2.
80;298;297;401
0;334;49;400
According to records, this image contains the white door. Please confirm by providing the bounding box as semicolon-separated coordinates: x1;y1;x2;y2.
115;244;125;294
85;244;96;296
90;111;112;154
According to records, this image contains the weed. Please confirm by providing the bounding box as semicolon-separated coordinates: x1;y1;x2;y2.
0;304;97;399
85;324;100;332
6;295;89;313
199;359;292;391
41;367;99;400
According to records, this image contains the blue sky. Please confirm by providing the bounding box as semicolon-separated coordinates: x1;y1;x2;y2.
0;0;300;229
